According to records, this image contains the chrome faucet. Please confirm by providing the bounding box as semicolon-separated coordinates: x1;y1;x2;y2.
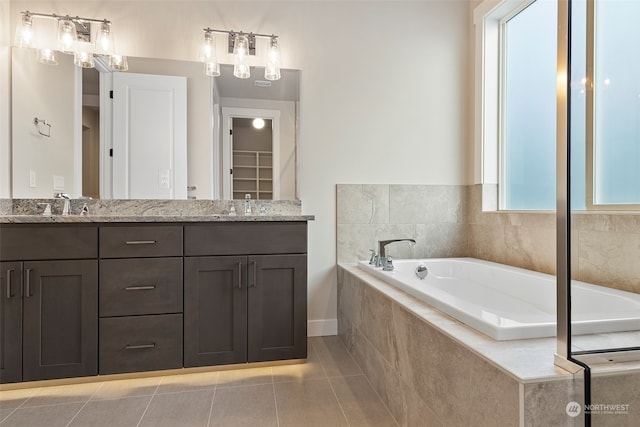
54;192;71;215
376;239;416;268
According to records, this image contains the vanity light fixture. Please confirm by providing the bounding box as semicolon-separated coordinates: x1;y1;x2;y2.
199;28;281;81
14;11;127;71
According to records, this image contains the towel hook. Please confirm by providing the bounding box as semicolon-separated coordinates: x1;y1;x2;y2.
33;117;51;137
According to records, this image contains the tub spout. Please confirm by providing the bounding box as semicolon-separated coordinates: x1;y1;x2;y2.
376;239;416;268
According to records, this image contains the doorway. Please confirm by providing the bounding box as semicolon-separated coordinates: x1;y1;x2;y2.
222;107;281;200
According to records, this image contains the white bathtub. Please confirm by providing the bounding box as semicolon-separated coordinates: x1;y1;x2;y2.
358;257;640;341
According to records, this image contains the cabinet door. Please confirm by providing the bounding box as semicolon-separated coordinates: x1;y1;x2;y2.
0;262;22;384
248;255;307;362
184;256;247;367
22;260;98;381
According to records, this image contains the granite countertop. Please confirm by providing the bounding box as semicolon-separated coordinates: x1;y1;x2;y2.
0;214;315;224
0;199;314;223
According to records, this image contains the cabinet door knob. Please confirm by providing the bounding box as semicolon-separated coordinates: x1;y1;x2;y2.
5;269;14;299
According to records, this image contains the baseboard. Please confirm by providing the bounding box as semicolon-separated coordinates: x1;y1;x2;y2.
307;319;337;337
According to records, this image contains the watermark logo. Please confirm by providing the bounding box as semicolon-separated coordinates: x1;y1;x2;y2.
566;401;630;417
566;401;581;417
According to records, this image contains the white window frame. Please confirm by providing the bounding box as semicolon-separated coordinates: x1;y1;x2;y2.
475;0;640;212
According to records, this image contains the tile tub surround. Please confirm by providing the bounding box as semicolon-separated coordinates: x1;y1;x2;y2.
336;184;468;264
338;264;640;426
337;183;640;294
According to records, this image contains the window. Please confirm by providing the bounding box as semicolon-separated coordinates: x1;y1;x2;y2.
590;0;640;207
480;0;640;211
500;0;557;210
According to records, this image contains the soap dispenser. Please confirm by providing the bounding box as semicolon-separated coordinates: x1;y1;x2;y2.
244;194;252;215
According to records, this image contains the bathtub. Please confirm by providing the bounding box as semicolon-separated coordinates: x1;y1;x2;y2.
358;257;640;340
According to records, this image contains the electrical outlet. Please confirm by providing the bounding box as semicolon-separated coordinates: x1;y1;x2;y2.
159;170;171;189
29;170;36;188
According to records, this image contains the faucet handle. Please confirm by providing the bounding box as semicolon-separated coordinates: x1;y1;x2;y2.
383;256;394;271
368;249;378;265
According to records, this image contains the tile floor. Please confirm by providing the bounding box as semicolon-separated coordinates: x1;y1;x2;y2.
0;336;398;427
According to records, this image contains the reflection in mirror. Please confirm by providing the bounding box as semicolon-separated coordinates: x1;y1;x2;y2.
11;49;299;200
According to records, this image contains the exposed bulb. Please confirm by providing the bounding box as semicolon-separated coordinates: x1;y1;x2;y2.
14;14;34;48
95;21;114;55
265;36;281;81
233;33;250;79
57;18;77;53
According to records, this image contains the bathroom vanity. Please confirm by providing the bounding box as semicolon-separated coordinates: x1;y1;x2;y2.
0;208;312;384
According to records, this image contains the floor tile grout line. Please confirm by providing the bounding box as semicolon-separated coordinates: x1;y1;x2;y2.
271;380;281;427
134;380;161;427
205;380;218;427
326;376;352;427
308;337;330;378
336;335;401;427
64;382;105;427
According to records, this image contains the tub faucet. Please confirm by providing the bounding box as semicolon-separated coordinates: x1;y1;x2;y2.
54;192;71;215
376;239;416;268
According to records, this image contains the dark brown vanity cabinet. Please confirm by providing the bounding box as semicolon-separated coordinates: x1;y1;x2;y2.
184;222;308;367
98;225;184;375
0;226;98;384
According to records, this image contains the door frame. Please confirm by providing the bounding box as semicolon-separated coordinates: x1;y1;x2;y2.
221;107;281;200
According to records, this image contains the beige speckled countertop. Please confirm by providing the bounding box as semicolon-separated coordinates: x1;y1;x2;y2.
0;214;314;224
0;199;314;223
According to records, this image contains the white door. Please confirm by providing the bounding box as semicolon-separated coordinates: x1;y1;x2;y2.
112;72;187;199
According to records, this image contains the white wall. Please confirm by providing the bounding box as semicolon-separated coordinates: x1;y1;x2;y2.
12;47;76;198
1;0;11;197
6;0;471;333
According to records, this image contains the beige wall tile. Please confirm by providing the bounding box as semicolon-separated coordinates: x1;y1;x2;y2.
337;184;390;225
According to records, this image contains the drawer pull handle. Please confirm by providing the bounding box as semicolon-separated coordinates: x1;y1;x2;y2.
6;269;14;299
25;268;33;298
125;240;157;245
125;343;156;350
238;262;242;289
125;285;156;291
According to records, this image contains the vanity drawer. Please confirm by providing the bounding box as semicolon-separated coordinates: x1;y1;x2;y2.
99;314;183;375
184;222;307;256
99;258;183;317
0;225;97;261
99;225;183;258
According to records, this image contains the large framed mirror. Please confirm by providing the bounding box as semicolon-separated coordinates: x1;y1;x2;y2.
11;47;299;200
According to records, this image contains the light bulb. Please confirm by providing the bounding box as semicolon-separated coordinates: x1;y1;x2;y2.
265;36;281;81
233;34;250;79
14;14;34;48
252;118;265;129
95;21;114;55
57;18;77;53
198;30;215;62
